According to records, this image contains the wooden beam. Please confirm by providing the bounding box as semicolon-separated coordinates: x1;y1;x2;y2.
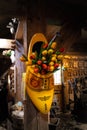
15;19;24;40
23;17;27;55
0;39;15;49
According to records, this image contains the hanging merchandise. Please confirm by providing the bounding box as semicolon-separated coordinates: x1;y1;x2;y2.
20;33;64;114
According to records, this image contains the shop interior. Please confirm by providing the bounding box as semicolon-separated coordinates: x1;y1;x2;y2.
0;0;87;130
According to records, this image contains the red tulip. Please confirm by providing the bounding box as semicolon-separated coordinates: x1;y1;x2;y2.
47;65;50;71
30;55;36;59
34;67;39;73
37;60;42;65
41;69;46;75
42;64;48;70
59;48;64;52
54;63;59;68
42;43;48;49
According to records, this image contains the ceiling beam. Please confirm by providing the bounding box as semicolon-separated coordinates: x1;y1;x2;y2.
15;20;24;40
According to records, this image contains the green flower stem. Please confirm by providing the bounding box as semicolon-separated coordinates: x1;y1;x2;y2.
47;32;60;50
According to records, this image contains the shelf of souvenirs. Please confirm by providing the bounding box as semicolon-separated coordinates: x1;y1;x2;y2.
60;55;87;60
66;69;87;77
58;54;87;69
63;60;87;69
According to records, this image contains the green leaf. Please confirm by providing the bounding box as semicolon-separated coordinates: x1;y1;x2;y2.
55;51;60;55
32;59;37;64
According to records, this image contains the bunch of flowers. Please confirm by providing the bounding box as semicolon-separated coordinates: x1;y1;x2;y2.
20;40;64;75
20;33;64;74
30;41;64;74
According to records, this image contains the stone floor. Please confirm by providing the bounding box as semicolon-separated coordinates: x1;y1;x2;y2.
0;127;6;130
57;113;87;130
0;123;6;130
0;111;87;130
0;120;7;130
49;111;87;130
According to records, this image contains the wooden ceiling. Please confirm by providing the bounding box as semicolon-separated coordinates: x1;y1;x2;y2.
0;0;87;54
0;0;87;26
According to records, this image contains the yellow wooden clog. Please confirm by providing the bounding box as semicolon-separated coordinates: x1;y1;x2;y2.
26;33;54;114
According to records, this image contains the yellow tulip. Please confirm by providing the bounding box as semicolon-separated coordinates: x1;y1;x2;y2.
49;66;55;72
52;54;57;57
49;61;54;66
42;50;48;56
42;56;46;61
20;56;27;62
51;42;57;49
48;49;54;55
51;57;57;62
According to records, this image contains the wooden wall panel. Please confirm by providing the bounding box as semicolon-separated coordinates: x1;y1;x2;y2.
15;40;25;101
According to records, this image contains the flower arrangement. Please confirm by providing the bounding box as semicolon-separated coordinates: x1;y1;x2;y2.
20;40;64;75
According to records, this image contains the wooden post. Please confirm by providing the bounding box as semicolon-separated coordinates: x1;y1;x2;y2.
15;5;49;129
24;11;48;130
24;94;48;130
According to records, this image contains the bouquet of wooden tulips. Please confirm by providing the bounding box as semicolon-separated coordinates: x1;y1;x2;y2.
20;35;64;75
